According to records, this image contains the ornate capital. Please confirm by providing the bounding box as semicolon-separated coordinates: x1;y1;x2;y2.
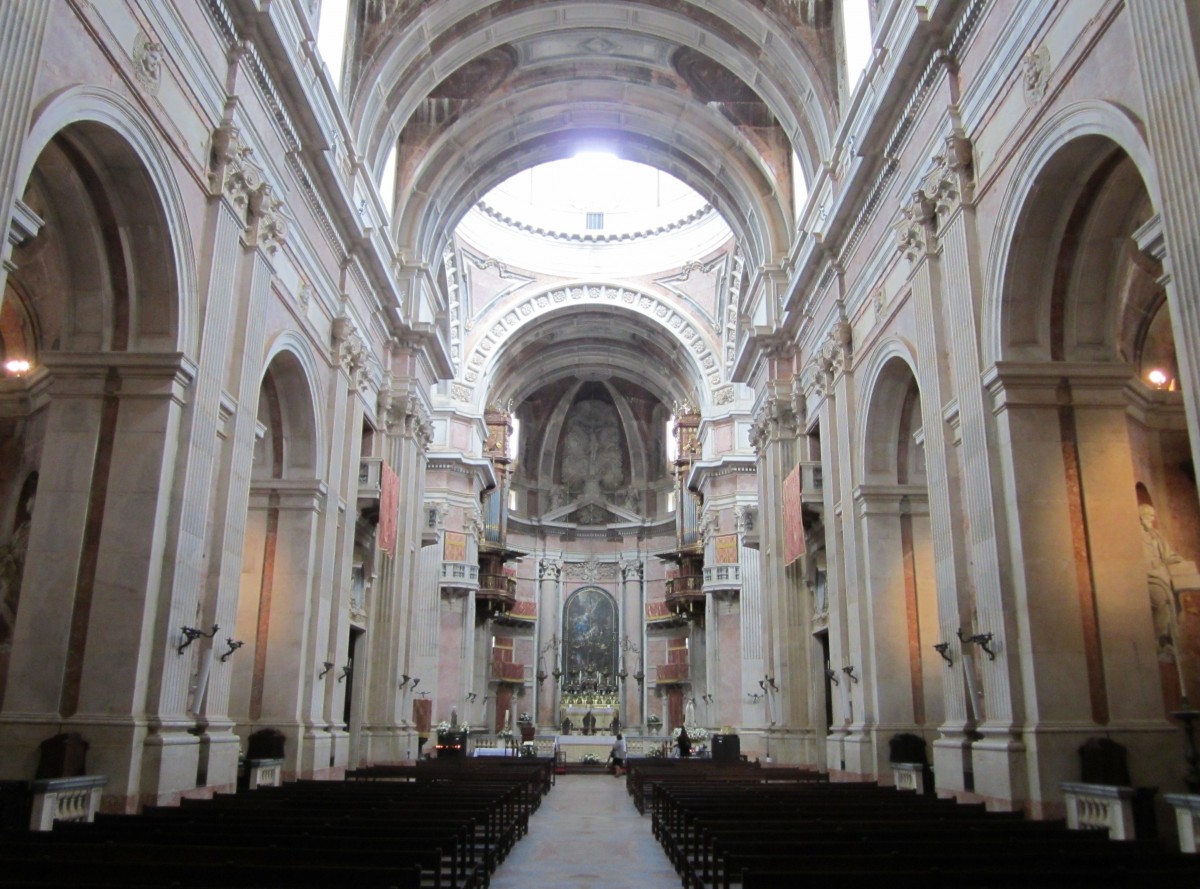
920;132;974;218
620;558;644;581
209;125;260;205
247;182;287;254
332;316;367;384
538;558;562;579
895;189;936;263
734;503;758;535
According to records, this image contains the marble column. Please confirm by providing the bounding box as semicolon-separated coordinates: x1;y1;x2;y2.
536;557;562;728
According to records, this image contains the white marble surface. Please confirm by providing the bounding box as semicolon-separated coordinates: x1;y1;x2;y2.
490;774;680;889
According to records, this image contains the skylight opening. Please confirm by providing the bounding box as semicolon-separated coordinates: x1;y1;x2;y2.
316;0;349;91
843;0;873;94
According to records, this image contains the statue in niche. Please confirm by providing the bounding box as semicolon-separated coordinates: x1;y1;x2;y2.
1140;503;1200;704
561;400;624;499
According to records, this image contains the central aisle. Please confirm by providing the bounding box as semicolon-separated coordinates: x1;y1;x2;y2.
490;773;681;889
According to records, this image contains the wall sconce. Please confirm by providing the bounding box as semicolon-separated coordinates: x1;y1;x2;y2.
552;666;563;680
634;668;645;687
466;692;477;702
701;694;713;704
747;691;763;703
536;666;547;685
398;674;412;689
957;627;997;660
763;675;778;691
618;668;628;682
842;665;859;684
177;625;218;656
4;359;31;376
337;664;352;683
410;678;420;691
758;679;767;691
318;661;334;679
933;642;953;667
219;639;244;662
824;667;840;686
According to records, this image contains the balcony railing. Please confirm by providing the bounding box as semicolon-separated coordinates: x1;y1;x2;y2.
358;457;382;504
656;662;688;683
477;572;517;610
439;561;479;595
492;660;525;683
665;573;704;611
703;564;741;593
799;460;824;505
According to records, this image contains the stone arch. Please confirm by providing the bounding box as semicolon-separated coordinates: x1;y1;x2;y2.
17;85;196;355
459;284;721;412
854;338;922;483
256;338;324;477
853;341;941;763
984;101;1158;368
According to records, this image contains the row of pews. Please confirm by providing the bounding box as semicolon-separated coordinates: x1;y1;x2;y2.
0;758;556;889
630;761;1200;889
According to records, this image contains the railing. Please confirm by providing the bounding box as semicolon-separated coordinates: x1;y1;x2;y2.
358;457;382;502
477;572;517;610
799;460;824;505
1061;782;1147;840
657;662;688;683
665;573;704;610
439;561;479;594
703;564;741;592
29;776;107;830
492;660;525;682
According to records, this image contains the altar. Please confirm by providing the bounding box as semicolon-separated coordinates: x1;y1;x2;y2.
560;705;618;734
556;734;617;763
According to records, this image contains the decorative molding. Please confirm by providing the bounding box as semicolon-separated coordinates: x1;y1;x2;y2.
563;559;619;582
132;31;164;94
461;284;723;393
1021;44;1052;106
476;199;714;243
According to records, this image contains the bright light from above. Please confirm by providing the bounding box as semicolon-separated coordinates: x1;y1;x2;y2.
1147;368;1169;388
482;155;707;234
4;359;30;376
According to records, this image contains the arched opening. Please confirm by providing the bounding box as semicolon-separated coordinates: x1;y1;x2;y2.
856;354;940;774
0;119;182;730
993;134;1192;758
230;352;323;775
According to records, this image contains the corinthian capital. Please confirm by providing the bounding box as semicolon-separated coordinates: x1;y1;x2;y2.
539;558;562;579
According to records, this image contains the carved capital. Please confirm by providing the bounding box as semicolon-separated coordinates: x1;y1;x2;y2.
895;189;935;263
209;125;260;205
620;558;644;581
247;182;287;254
538;558;562;580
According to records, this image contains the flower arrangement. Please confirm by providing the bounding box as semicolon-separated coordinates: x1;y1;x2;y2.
517;712;533;723
672;725;708;741
581;752;602;764
436;721;471;734
646;714;662;725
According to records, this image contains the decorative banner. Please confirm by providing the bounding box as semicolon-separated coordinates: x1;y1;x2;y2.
783;463;806;566
715;533;739;564
378;462;399;554
412;698;432;736
443;530;467;562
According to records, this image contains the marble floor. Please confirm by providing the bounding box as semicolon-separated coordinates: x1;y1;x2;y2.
490;773;682;889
